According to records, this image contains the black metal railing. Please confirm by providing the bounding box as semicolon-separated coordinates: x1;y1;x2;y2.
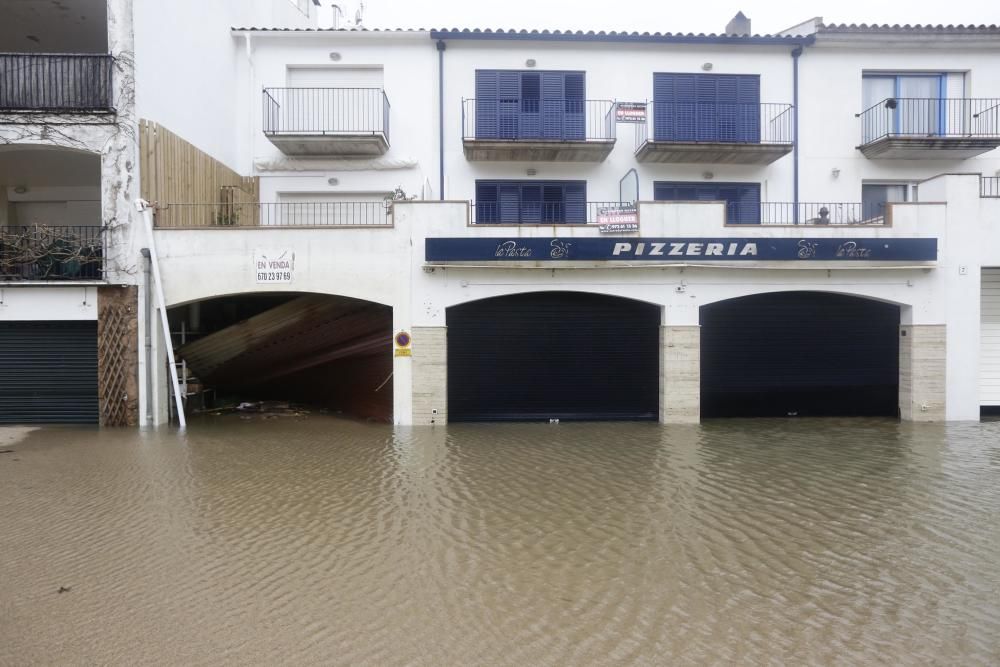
0;225;104;280
155;202;393;228
463;99;616;142
0;53;114;112
857;98;1000;144
471;201;629;224
757;202;888;225
262;88;390;141
636;102;793;148
981;176;1000;198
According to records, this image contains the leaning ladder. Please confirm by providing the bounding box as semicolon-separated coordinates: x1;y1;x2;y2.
136;200;187;428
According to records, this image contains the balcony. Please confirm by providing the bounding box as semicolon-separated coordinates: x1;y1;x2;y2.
755;202;888;226
983;176;1000;198
0;53;114;113
471;201;630;225
462;99;616;162
857;98;1000;159
262;88;390;156
0;225;104;281
635;102;793;165
154;202;392;228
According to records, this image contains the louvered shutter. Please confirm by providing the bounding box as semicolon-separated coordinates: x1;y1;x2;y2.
475;71;499;139
521;184;542;222
733;183;761;224
520;73;541;137
563;73;585;139
563;182;587;223
498;183;520;222
540;72;565;139
737;75;761;142
498;72;520;139
476;181;499;223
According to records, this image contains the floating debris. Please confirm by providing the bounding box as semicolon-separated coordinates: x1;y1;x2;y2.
57;586;71;594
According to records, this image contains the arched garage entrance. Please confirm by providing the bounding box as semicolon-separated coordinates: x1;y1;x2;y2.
700;292;901;418
447;292;660;421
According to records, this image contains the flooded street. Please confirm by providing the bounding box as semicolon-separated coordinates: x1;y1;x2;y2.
2;417;999;665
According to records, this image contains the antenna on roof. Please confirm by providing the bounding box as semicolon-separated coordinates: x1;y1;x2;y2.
354;1;365;28
330;3;344;29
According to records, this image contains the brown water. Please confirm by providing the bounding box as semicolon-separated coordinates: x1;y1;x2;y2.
2;417;999;666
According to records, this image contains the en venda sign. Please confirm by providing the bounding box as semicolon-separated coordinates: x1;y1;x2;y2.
424;238;938;262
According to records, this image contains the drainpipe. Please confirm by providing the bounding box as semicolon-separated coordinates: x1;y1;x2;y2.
141;247;152;424
437;39;446;200
791;46;802;224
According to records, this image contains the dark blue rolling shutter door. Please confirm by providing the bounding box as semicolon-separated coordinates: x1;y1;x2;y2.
475;71;498;139
563;73;585;140
498;72;520;139
564;182;586;223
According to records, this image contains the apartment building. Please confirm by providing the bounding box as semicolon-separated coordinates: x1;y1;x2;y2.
4;5;1000;426
0;0;317;426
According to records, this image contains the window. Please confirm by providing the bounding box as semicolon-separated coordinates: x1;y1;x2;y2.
653;181;761;224
653;73;760;143
475;180;586;224
475;71;585;140
861;182;915;219
862;74;946;138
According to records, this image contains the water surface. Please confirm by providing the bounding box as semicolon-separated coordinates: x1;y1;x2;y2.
2;417;999;665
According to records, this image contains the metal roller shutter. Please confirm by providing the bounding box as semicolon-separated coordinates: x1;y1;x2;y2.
0;321;98;424
982;269;1000;407
447;292;660;421
701;292;900;418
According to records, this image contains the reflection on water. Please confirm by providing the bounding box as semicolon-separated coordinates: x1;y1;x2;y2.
1;417;999;665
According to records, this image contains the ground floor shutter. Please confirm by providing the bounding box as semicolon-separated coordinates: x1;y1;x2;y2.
0;320;98;424
981;269;1000;406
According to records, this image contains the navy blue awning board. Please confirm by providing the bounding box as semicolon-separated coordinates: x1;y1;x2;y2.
425;237;938;262
653;73;760;143
475;70;585;140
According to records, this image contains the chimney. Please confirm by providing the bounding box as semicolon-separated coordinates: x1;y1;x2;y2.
725;11;751;36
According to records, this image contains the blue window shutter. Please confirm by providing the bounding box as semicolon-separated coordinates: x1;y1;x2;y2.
498;71;521;139
540;73;565;139
737;76;761;142
696;76;719;141
563;181;586;223
520;73;541;137
653;181;760;224
734;183;761;224
715;76;738;141
653;74;673;141
563;73;585;140
498;183;520;222
476;181;499;223
475;71;499;139
521;184;542;222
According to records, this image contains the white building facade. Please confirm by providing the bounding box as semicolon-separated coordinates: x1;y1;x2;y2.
5;8;1000;426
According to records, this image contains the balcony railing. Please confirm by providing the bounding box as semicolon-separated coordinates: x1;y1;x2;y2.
757;202;888;226
637;102;794;147
471;201;628;224
463;99;616;142
0;53;114;112
262;87;390;139
858;98;1000;144
155;202;392;228
0;225;104;280
982;176;1000;198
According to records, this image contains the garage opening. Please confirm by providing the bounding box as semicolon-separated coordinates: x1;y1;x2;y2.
167;293;392;422
0;321;98;424
447;291;660;421
700;291;900;418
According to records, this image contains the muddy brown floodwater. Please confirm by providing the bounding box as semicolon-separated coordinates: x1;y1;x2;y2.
1;416;999;665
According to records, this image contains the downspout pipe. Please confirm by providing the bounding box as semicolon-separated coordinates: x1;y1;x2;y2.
791;45;802;224
437;39;446;200
140;247;152;424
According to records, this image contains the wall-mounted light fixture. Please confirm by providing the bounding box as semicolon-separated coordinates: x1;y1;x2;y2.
525;59;536;68
12;185;28;194
526;168;538;176
702;171;714;180
327;177;339;186
329;52;342;61
831;167;841;178
702;62;713;71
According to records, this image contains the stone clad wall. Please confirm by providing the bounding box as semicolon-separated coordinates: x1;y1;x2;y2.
899;324;947;421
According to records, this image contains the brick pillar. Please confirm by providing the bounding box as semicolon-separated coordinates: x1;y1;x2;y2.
899;324;946;421
660;325;700;424
97;286;140;427
411;326;447;425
